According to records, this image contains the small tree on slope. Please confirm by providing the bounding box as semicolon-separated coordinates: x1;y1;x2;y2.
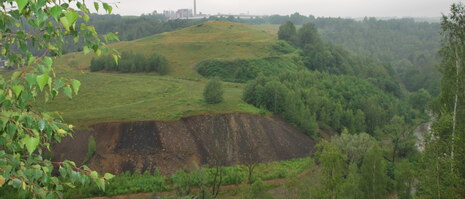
203;79;224;104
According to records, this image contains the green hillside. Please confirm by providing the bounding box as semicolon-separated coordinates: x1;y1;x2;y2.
46;21;290;125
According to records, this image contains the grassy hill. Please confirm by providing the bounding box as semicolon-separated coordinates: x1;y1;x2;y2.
47;21;290;126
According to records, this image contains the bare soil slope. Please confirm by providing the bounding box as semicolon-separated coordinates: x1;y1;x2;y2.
53;113;315;175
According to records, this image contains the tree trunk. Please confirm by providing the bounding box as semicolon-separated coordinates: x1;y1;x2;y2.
372;161;376;199
436;155;441;199
452;45;460;163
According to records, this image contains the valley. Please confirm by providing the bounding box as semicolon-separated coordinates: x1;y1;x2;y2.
1;2;464;198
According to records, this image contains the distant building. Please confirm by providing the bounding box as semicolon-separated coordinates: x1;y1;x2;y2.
176;9;193;19
163;10;177;19
164;9;194;20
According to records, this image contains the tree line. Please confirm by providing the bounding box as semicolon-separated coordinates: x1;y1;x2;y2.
62;14;207;54
243;71;420;138
89;51;169;74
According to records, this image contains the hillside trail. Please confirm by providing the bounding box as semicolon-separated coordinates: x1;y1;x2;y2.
88;166;318;199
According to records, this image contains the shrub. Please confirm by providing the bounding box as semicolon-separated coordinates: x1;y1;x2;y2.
203;78;224;104
89;52;169;74
171;169;193;196
241;179;275;199
272;40;296;54
196;56;303;82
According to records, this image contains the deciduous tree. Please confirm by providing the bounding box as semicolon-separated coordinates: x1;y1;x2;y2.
203;78;224;104
0;0;117;197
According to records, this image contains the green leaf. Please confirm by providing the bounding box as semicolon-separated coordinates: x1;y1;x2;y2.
50;6;62;21
90;171;98;180
71;80;81;95
54;79;65;90
65;11;79;29
94;2;99;12
64;182;75;188
12;85;23;98
59;17;70;31
15;0;28;12
27;56;36;66
102;3;112;14
57;129;67;135
83;13;90;23
63;87;72;99
113;55;119;65
22;135;40;155
25;74;37;88
44;57;53;68
103;173;114;180
11;71;21;80
36;74;49;91
11;178;21;188
83;46;90;55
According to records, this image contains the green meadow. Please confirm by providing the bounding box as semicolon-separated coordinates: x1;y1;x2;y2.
46;21;287;125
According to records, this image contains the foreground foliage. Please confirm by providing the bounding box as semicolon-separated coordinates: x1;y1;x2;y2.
0;0;117;197
418;3;465;197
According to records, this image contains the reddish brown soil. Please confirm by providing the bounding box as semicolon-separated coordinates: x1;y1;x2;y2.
53;113;315;175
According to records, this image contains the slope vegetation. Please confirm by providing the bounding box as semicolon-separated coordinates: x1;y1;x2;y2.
47;21;290;125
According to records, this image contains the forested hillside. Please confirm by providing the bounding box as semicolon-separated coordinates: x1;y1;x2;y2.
314;18;441;96
66;13;441;96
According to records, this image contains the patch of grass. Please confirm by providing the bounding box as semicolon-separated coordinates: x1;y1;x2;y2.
62;158;314;198
45;73;260;125
58;21;284;80
63;170;167;198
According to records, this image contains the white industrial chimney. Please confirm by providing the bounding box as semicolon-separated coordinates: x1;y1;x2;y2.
194;0;197;16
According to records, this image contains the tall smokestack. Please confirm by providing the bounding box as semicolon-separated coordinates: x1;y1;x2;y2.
194;0;197;16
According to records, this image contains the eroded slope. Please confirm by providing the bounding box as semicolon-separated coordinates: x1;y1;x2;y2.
54;113;315;175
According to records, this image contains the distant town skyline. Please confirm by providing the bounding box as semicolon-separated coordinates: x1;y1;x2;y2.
104;0;460;18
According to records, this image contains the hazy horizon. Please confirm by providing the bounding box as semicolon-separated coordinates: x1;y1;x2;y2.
104;0;460;18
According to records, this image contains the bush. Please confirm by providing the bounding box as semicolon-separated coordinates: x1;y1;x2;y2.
272;40;296;54
203;79;224;104
196;56;303;82
89;51;169;74
241;179;275;199
171;169;193;196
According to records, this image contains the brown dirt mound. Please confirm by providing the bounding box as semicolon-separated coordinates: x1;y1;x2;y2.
53;113;315;175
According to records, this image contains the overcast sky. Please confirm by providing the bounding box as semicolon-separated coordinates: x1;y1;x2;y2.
106;0;461;18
